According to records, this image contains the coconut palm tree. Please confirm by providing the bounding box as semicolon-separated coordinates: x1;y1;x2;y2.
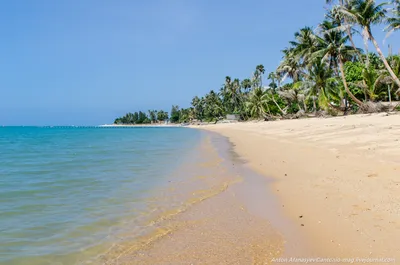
157;110;168;122
326;0;364;60
255;65;265;88
290;27;319;67
277;48;304;82
231;78;242;112
313;19;363;106
267;72;279;90
277;85;304;113
263;88;287;116
385;0;400;36
148;110;157;123
191;96;204;121
204;90;224;121
241;79;252;94
245;87;269;119
376;55;400;99
220;77;242;114
339;0;400;93
362;67;380;100
303;59;335;111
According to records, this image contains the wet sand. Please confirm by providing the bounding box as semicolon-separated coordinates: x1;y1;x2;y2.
101;132;303;264
192;113;400;263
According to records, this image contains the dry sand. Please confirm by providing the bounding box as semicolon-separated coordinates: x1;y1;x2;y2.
193;113;400;262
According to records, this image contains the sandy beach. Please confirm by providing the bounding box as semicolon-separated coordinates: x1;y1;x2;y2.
102;132;288;264
192;113;400;262
97;113;400;264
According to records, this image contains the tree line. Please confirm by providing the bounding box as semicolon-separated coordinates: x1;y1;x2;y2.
114;110;169;125
115;0;400;125
113;106;199;124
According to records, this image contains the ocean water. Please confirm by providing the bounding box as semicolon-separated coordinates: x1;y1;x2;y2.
0;126;203;265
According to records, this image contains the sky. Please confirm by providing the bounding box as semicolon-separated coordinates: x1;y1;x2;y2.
1;0;399;125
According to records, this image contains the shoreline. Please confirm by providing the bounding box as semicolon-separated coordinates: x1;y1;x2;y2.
191;113;400;261
105;130;291;264
99;124;183;128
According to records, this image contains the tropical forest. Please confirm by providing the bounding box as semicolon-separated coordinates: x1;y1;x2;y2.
114;0;400;125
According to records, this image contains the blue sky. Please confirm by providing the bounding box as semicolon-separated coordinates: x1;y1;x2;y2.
1;0;399;125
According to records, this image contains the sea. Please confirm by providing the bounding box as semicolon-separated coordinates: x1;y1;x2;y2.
0;126;211;265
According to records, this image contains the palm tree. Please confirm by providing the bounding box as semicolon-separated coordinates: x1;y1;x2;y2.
313;19;363;106
277;85;305;113
148;110;156;123
245;87;269;119
385;0;400;36
376;55;400;99
220;76;242;114
191;96;200;108
241;79;252;93
304;59;335;111
290;27;319;67
231;78;242;112
339;0;400;93
191;96;204;121
170;105;180;123
326;0;364;61
361;67;380;100
277;27;319;84
277;48;303;82
220;76;231;110
267;72;279;90
204;90;224;121
255;65;265;88
224;76;231;88
157;110;168;122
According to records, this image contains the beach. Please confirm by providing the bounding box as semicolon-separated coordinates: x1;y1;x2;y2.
1;127;294;264
103;131;289;264
191;113;400;261
3;117;399;264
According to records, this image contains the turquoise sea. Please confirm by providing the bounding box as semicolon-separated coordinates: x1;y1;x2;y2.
0;126;203;265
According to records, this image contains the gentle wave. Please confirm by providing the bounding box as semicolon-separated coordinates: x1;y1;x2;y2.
0;127;202;264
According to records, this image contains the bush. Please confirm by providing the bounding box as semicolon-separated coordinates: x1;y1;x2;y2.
287;103;300;114
351;105;359;114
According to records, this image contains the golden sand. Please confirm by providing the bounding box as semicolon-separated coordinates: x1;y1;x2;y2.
193;113;400;262
99;134;286;264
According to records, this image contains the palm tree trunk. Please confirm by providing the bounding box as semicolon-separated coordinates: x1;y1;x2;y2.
303;98;308;112
338;58;363;106
337;0;364;64
327;101;342;111
369;34;400;94
265;102;271;115
271;96;286;115
346;25;365;65
312;97;317;113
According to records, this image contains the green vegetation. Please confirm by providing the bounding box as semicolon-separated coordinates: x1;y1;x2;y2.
114;110;168;125
115;0;400;125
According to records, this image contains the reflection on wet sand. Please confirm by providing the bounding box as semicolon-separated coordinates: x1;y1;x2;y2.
100;132;285;264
